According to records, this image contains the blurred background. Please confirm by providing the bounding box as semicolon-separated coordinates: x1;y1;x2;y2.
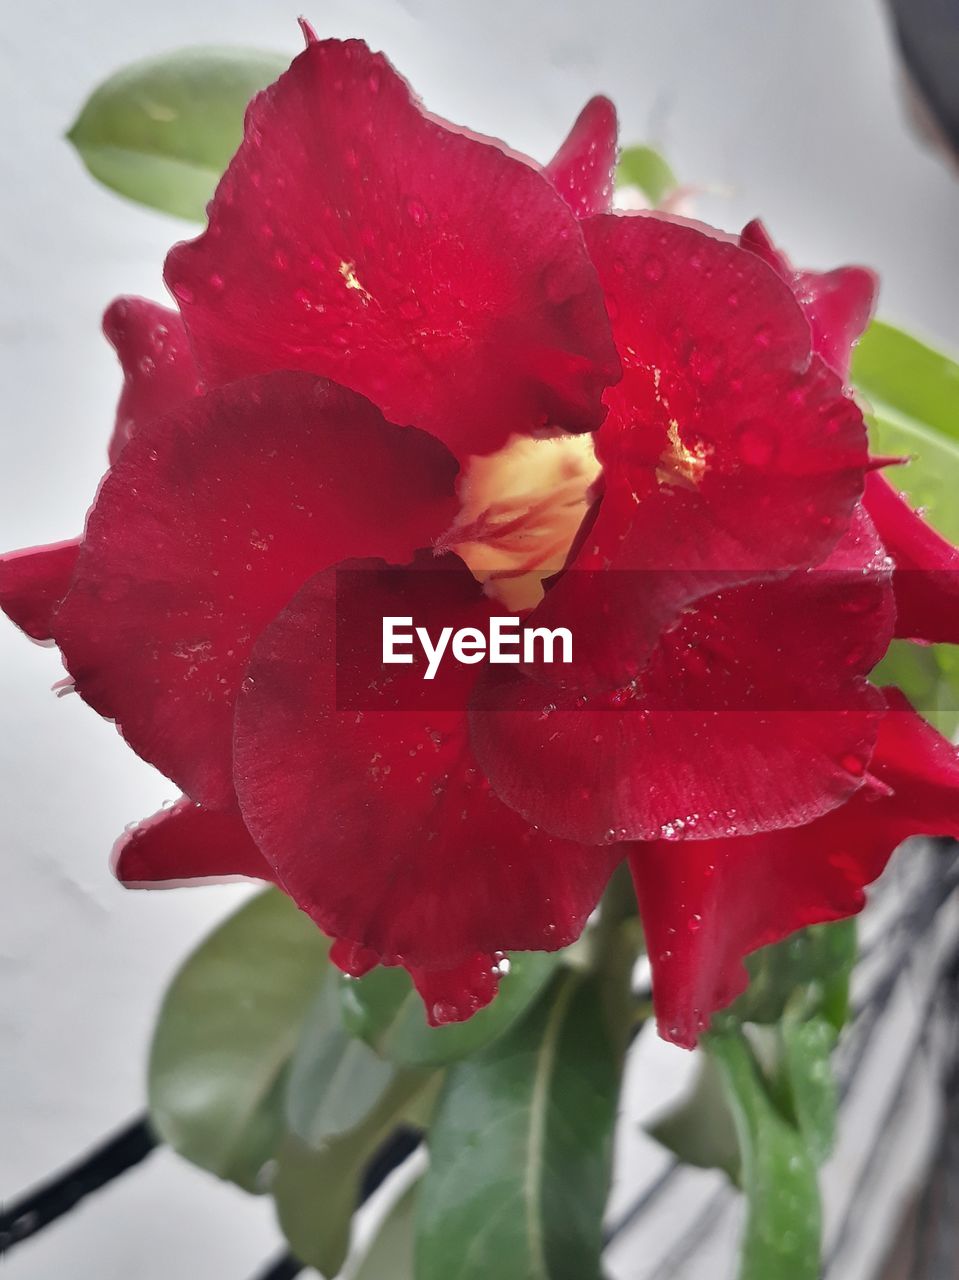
2;1;958;1276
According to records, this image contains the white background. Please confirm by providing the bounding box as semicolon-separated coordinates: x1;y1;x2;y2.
2;1;958;1276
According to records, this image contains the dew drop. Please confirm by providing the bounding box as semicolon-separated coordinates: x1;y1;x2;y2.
431;1000;459;1025
687;913;703;933
840;753;864;776
241;676;255;693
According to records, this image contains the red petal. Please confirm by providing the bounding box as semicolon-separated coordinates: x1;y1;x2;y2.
0;539;80;642
739;219;877;381
330;938;380;978
410;954;501;1025
113;799;272;887
630;688;959;1047
470;508;893;843
55;372;458;809
864;470;959;643
544;96;618;219
537;214;868;679
102;297;201;463
164;39;619;460
234;557;619;970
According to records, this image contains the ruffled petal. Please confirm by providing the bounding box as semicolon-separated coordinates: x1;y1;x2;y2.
739;219;877;381
55;372;459;809
0;539;80;642
234;555;619;974
113;799;272;887
630;687;959;1047
165;39;619;461
533;214;868;681
470;508;893;844
102;297;201;463
544;96;618;219
864;470;959;643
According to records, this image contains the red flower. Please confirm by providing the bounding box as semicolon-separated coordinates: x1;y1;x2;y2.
4;36;959;1040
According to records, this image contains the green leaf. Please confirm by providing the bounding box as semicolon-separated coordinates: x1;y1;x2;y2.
340;951;559;1068
346;1179;419;1280
286;978;396;1146
781;1015;838;1166
649;1053;741;1181
273;1071;431;1276
615;145;677;205
727;920;857;1030
851;322;959;729
148;887;328;1189
67;47;287;220
867;412;959;545
416;972;620;1280
708;1031;821;1280
872;637;959;738
852;320;959;447
865;402;959;733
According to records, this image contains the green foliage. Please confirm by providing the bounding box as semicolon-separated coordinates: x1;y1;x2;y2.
853;320;959;447
781;1014;839;1166
854;322;959;732
348;1179;419;1280
340;951;559;1068
415;972;620;1280
728;920;856;1030
286;978;396;1145
273;1071;433;1277
147;888;329;1190
708;1031;822;1280
615;144;677;205
67;47;287;219
649;1052;741;1181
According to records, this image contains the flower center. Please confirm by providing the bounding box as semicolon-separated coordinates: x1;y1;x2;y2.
440;432;601;611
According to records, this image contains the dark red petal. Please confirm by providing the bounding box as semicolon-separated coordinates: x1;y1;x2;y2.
539;214;868;680
55;372;459;809
113;799;272;887
739;219;877;381
470;509;893;844
630;688;959;1047
410;954;501;1025
102;297;201;463
0;539;80;642
544;96;618;219
864;470;959;643
234;557;619;971
164;39;619;460
330;938;380;978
